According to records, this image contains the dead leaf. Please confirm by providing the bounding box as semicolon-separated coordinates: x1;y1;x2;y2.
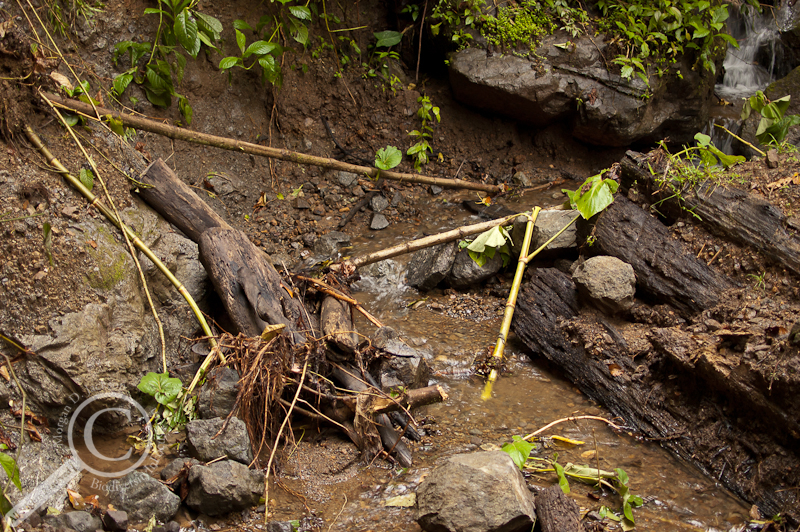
50;72;72;91
0;19;14;40
766;173;800;190
0;365;9;382
608;363;624;377
26;422;43;442
67;489;85;510
749;504;761;520
87;240;97;249
581;449;597;459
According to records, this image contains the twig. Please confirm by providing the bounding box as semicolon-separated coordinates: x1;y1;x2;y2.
714;123;766;157
295;275;384;328
346;212;520;269
44;93;503;194
415;0;428;83
707;246;723;266
264;358;308;525
522;415;622;441
326;494;348;532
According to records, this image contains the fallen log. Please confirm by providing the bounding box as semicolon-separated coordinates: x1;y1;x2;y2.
535;485;582;532
44;93;503;194
513;268;800;525
578;195;731;316
619;150;800;276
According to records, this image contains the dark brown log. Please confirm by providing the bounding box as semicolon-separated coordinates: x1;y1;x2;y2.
138;159;230;242
535;485;582;532
580;195;731;316
620;150;800;276
199;227;308;343
513;268;800;525
367;384;448;415
320;296;357;355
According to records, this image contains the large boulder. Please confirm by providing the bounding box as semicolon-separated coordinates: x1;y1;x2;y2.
406;242;458;291
185;460;264;516
416;451;536;532
511;210;578;257
198;367;240;419
107;471;180;524
449;34;720;147
446;248;503;289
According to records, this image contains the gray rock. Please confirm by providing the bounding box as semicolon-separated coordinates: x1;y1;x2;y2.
185;460;264;516
292;197;311;210
371;194;390;213
446;248;503;289
266;523;293;532
46;512;102;532
430;185;443;195
406;242;458;291
512;172;532;187
378;339;431;389
449;35;720;146
416;451;536;532
511;210;578;257
391;192;404;207
313;231;351;258
336;171;359;187
107;471;180;524
198;367;240;419
160;457;201;493
370;213;390;230
572;256;636;313
324;193;343;208
186;417;254;464
372;326;399;349
166;522;180;532
102;510;129;532
766;148;780;169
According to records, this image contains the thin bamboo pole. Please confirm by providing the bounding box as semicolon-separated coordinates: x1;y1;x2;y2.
482;207;540;401
23;126;223;366
44;93;504;194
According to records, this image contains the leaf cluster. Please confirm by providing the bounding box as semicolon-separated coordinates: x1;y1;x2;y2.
137;371;195;430
741;91;800;147
407;96;441;172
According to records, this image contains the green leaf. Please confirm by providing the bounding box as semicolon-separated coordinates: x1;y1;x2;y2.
143;8;165;15
79;168;95;191
235;29;247;54
0;453;21;491
195;12;223;35
219;56;241;70
375;145;402;170
717;33;739;48
174;8;200;58
113;72;133;97
105;115;125;136
466;224;510;254
374;30;402;48
554;461;570;494
620;64;634;79
694;132;711;147
289;5;312;20
233;19;253;31
501;436;535;470
289;18;309;46
179;95;193;126
244;40;277;58
137;372;183;405
563;173;619;219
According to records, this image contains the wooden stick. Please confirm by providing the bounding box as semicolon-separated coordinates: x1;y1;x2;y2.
363;384;448;414
43;93;504;194
295;275;384;329
522;415;622;441
347;212;520;269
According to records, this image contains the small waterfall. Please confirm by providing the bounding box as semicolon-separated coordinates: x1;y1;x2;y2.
716;6;780;101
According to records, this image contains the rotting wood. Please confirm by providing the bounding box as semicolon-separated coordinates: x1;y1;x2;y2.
619;150;800;277
294;275;384;328
577;195;731;316
139;158;230;242
44;93;504;194
320;296;358;355
512;268;800;525
535;485;582;532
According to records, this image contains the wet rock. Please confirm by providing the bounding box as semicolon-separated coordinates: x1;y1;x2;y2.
406;242;457;291
186;417;254;465
391;192;404;207
44;511;102;532
430;185;443;195
313;231;351;258
449;35;719;146
185;460;263;516
513;172;532;187
166;522;180;532
372;326;399;349
107;471;180;524
511;210;578;256
324;193;344;208
446;248;502;289
266;522;294;532
161;457;202;493
302;232;318;247
102;510;129;532
371;194;390;213
377;339;431;389
416;451;536;532
292;197;311;210
572;256;636;313
198;366;240;419
370;213;390;230
336;171;359;187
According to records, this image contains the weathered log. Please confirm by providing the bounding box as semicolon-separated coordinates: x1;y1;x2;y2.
512;268;800;525
199;227;308;343
320;296;357;355
620;150;800;276
579;195;731;316
535;485;582;532
138;158;230;242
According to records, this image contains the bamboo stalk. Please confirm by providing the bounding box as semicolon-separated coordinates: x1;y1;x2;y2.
713;123;766;157
347;212;520;269
44;93;504;194
23;125;222;366
482;207;540;401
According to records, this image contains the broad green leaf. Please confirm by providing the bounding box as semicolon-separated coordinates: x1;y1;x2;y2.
174;8;200;58
694;132;711;147
375;145;402;170
289;5;312;20
113;72;133;96
467;249;488;267
79;168;94;191
0;452;21;491
179;96;193;126
235;29;246;54
233;19;253;32
563;463;615;483
244;41;277;58
554;461;570;494
563;174;619;220
374;30;402;48
105;115;125;137
289;18;309;46
195;12;222;35
219;56;241;70
620;65;633;79
137;372;183;406
706;144;744;168
466;225;510;254
717;33;739;48
501;436;534;470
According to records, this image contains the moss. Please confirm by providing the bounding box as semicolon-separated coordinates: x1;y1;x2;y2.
83;225;133;290
481;1;555;54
